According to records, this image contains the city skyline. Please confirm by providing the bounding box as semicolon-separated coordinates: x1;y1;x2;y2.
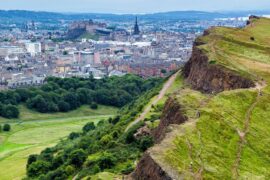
0;0;269;14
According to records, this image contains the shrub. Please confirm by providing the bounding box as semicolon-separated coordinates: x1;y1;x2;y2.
2;105;19;118
139;136;154;151
27;160;51;178
97;153;116;170
27;154;38;168
90;102;98;109
69;149;87;168
69;132;80;140
65;165;75;175
83;122;95;133
3;124;11;131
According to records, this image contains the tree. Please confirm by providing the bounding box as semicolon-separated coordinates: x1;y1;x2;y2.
69;132;80;140
27;154;38;168
3;124;11;131
1;104;19;118
90;102;98;109
161;69;167;74
58;101;70;112
83;122;95;133
139;136;154;151
63;92;80;110
68;149;87;168
0;124;2;132
27;160;51;178
97;153;116;170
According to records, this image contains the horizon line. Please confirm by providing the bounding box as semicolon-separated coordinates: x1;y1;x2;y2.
0;9;270;15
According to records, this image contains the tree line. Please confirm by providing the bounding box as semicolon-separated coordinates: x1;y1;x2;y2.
0;75;162;119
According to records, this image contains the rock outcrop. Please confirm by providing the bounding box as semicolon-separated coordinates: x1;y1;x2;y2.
153;97;187;143
131;153;172;180
183;46;255;93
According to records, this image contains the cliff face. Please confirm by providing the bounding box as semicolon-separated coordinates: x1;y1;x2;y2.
183;46;255;93
153;97;187;143
131;153;172;180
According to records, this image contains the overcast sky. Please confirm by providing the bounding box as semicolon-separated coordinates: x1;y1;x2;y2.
0;0;269;13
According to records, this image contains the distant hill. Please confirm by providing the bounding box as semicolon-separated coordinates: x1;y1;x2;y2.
0;10;270;23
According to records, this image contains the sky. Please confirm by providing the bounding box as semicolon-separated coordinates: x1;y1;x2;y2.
0;0;269;14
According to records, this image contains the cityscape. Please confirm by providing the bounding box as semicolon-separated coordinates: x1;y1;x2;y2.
0;1;270;179
0;11;252;89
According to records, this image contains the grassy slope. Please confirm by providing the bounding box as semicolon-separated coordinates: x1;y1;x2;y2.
0;105;118;179
151;18;270;179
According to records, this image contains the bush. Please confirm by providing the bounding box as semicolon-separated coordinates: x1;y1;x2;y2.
2;105;19;118
97;153;116;170
69;149;87;168
83;122;95;133
27;154;38;168
27;160;51;178
139;136;154;151
3;124;11;131
69;132;80;140
90;102;98;109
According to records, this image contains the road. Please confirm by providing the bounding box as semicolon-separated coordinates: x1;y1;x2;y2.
125;71;180;132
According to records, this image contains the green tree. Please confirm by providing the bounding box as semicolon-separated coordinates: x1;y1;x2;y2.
90;102;98;109
83;122;95;133
68;149;87;168
27;160;51;178
3;124;11;131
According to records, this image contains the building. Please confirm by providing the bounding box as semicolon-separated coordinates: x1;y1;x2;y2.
133;17;140;35
25;42;42;56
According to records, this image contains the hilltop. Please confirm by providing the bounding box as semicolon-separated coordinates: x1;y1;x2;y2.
132;16;270;179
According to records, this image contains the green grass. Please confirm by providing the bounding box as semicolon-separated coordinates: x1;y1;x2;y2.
150;17;270;179
0;105;118;179
0;104;118;123
84;172;121;180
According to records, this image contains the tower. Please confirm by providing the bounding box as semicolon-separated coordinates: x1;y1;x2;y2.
133;17;140;35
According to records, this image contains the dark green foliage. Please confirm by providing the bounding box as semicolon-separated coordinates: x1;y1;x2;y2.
27;154;38;168
0;75;162;118
83;122;96;133
68;149;87;168
69;132;80;140
97;153;116;170
90;102;98;109
139;136;154;151
25;75;164;179
3;124;11;131
27;160;51;177
1;104;19;118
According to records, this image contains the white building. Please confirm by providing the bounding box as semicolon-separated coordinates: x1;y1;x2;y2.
25;42;42;56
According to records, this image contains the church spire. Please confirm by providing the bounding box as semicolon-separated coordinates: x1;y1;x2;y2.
133;16;140;35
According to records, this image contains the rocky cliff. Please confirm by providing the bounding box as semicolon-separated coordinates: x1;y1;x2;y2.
131;153;172;180
183;45;255;93
153;97;187;143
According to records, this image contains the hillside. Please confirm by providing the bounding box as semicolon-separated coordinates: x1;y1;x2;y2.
132;16;270;179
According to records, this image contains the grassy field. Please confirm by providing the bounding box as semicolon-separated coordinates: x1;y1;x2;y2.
0;105;118;179
150;17;270;179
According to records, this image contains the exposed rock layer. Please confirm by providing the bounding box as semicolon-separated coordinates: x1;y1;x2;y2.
183;46;255;93
153;97;187;143
131;153;172;180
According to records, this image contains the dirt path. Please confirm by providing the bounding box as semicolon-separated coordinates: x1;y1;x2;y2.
231;80;266;178
125;71;180;132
